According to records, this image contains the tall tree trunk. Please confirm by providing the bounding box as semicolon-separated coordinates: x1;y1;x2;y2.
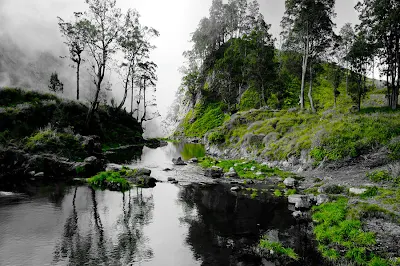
130;75;134;115
76;58;81;101
358;74;362;111
308;62;316;113
117;66;131;110
387;67;391;107
300;46;308;110
141;78;147;126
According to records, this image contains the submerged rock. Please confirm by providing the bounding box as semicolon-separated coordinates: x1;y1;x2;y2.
204;166;223;178
188;158;199;163
163;168;173;171
172;157;187;165
136;168;151;176
106;163;123;171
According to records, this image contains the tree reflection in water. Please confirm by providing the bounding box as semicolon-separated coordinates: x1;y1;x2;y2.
178;184;320;266
53;186;154;266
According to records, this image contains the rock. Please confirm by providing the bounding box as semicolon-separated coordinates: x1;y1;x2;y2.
34;172;45;177
292;211;303;218
167;177;176;182
172;157;187;165
80;135;102;155
246;180;255;185
231;186;241;192
283;177;297;188
224;167;239;178
204;166;223;178
308;194;317;203
288;194;312;209
106;163;123;171
84;156;98;164
28;171;35;176
188;158;198;163
128;176;157;188
282;161;290;168
317;194;330;205
163;168;173;171
349;188;367;195
136;168;151;176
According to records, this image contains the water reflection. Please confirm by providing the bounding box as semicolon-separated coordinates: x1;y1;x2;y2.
178;184;321;266
52;187;154;266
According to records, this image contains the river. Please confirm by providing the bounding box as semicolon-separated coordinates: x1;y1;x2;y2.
0;143;321;266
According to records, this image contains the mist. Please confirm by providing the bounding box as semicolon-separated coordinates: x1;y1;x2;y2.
0;0;360;137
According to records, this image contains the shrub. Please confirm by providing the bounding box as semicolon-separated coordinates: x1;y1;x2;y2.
367;170;392;183
208;131;225;144
88;171;131;192
259;236;299;260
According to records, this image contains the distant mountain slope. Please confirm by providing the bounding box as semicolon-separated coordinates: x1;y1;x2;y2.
0;33;74;96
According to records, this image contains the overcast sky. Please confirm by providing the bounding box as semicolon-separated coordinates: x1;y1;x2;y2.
0;0;360;115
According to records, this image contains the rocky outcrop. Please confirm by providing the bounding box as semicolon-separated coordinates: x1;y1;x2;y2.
0;148;105;180
204;166;224;178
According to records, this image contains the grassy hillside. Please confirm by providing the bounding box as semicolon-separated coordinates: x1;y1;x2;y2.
176;63;399;166
0;87;144;148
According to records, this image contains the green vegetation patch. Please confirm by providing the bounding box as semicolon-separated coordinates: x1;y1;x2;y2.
199;157;292;180
259;236;299;261
312;198;396;265
88;171;131;192
25;127;86;160
182;103;229;138
0;87;59;107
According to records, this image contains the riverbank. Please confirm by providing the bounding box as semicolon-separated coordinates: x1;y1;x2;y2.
171;103;400;264
0;88;164;182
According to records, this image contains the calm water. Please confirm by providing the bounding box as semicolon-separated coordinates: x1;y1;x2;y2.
0;143;320;266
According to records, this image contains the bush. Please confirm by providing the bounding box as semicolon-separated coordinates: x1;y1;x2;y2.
367;170;392;183
208;131;225;144
259;236;299;260
24;126;86;160
88;171;131;192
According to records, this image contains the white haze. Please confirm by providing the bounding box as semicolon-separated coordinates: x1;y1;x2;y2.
0;0;359;137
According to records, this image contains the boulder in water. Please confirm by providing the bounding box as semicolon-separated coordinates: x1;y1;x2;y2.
172;157;187;165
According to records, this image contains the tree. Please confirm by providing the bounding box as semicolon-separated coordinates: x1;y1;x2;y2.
84;0;123;125
116;9;159;111
339;23;355;94
346;32;373;111
48;72;64;93
356;0;400;110
58;12;89;100
182;69;200;108
134;61;158;126
281;0;336;112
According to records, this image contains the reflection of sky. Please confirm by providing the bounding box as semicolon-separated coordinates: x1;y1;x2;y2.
0;184;201;266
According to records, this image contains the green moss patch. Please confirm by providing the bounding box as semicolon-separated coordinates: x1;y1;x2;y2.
312;198;397;265
259;236;299;261
199;157;292;180
25;128;86;160
88;171;131;192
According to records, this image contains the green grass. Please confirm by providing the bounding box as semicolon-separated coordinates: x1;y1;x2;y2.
25;127;86;160
198;157;292;180
259;236;299;260
273;189;283;197
285;189;297;196
88;171;131;192
181;103;229;138
312;198;395;265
